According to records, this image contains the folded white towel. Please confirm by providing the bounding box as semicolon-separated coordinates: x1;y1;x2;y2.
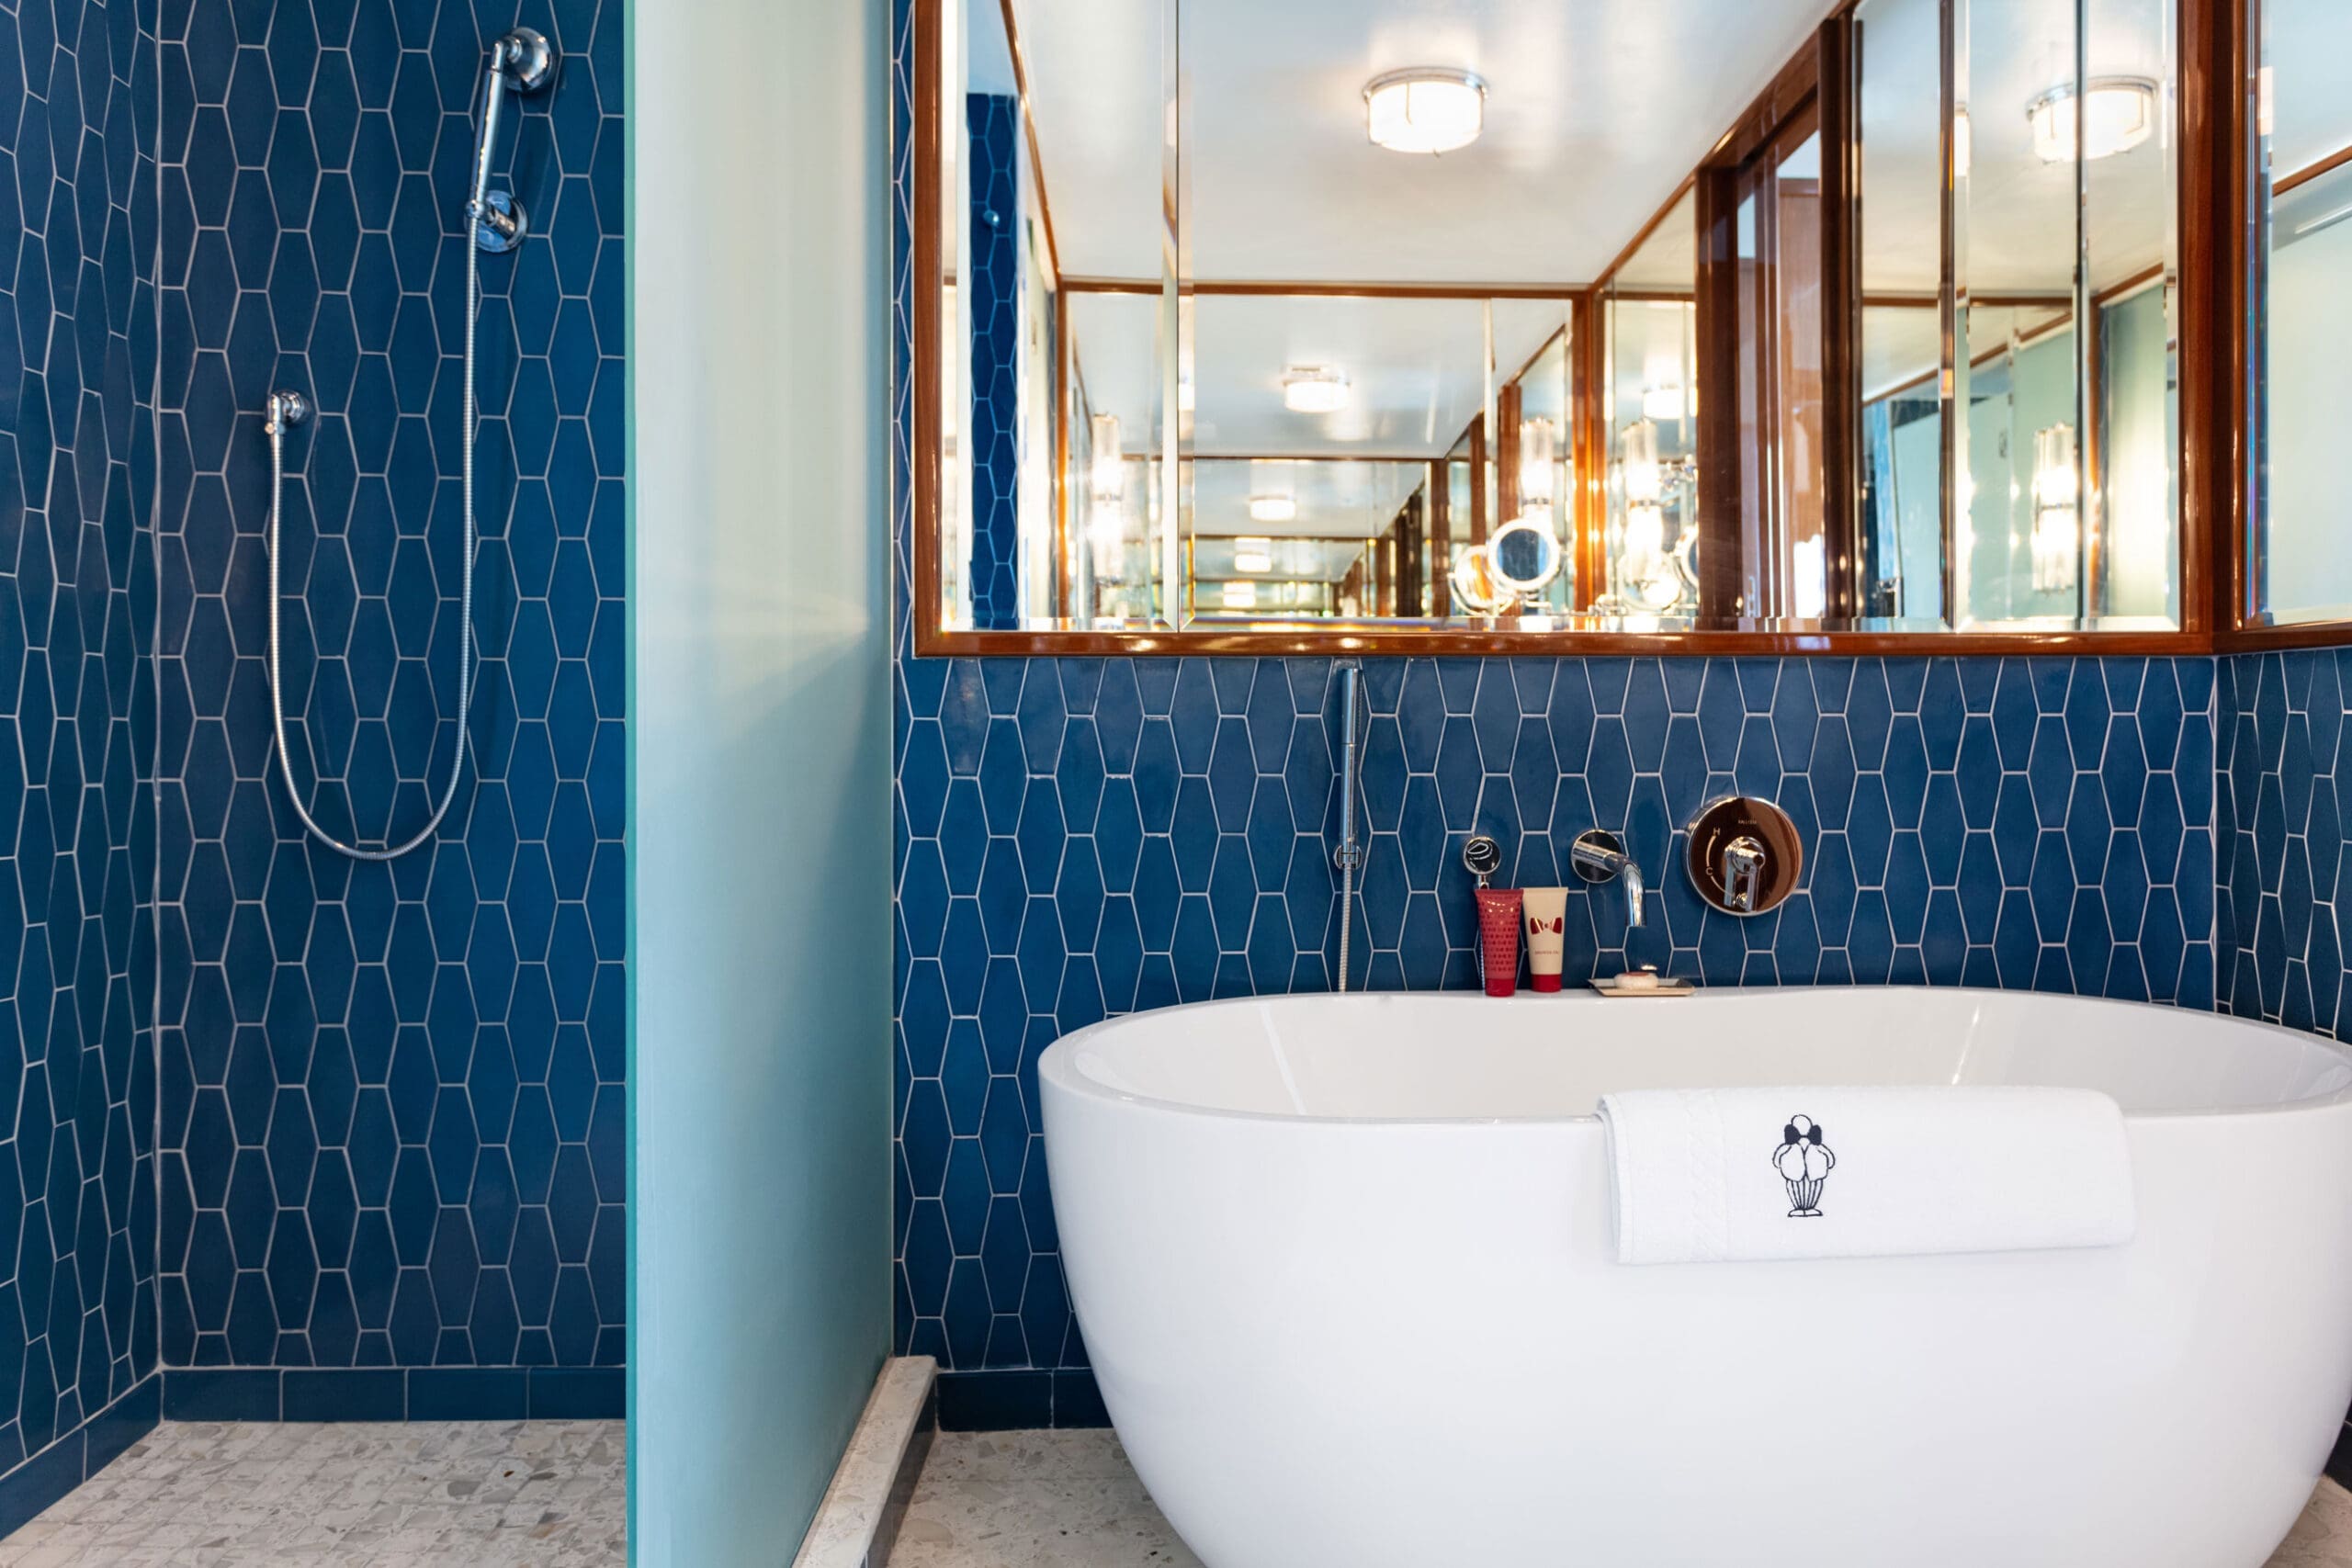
1596;1086;2136;1266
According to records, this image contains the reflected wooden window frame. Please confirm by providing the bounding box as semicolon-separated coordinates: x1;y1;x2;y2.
911;0;2247;658
2224;0;2352;647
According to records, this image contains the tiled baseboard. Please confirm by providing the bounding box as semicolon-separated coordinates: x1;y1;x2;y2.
161;1368;626;1423
0;1375;162;1537
934;1371;1107;1431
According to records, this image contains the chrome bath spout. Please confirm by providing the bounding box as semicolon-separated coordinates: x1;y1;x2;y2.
1570;829;1645;930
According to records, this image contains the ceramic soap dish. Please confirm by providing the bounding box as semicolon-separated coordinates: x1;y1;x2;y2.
1588;969;1696;998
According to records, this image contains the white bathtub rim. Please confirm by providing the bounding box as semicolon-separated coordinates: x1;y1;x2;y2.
1038;986;2352;1129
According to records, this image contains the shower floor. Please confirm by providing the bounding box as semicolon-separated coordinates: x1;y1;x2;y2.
888;1428;2352;1567
0;1419;624;1565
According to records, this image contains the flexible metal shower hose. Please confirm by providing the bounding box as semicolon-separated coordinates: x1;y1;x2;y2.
266;222;479;862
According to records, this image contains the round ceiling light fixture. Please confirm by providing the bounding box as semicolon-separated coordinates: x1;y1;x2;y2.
1282;367;1351;414
1363;67;1487;155
2026;77;2159;164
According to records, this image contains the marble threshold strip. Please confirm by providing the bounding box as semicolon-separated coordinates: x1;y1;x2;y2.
796;1357;941;1568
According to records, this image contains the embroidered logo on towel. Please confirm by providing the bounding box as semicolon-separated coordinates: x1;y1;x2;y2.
1773;1116;1836;1217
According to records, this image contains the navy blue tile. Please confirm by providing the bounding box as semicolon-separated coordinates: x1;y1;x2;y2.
937;1371;1054;1432
164;1370;282;1422
1051;1371;1111;1428
411;1368;528;1421
284;1370;407;1422
0;1429;87;1540
530;1367;625;1419
85;1377;162;1476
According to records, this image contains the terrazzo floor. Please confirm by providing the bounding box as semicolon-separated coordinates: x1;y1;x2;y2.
890;1429;2352;1567
0;1420;625;1565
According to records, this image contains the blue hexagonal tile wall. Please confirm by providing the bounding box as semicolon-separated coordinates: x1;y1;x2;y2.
153;0;624;1391
0;0;164;1506
2221;651;2352;1041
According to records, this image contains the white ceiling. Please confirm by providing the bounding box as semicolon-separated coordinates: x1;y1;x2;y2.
1010;0;1830;282
1193;460;1427;547
1614;189;1696;290
1069;291;1573;458
1007;0;2352;483
1857;0;2174;295
1860;302;2069;402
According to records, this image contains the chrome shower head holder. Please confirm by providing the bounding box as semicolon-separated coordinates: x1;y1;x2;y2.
492;27;558;94
468;28;558;255
263;389;311;435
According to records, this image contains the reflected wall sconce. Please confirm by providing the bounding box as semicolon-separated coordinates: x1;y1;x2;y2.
2027;78;2158;164
1249;495;1296;525
2030;423;2081;594
1623;417;1664;507
1641;386;1688;423
1519;416;1557;510
1234;536;1274;572
1283;367;1351;413
1089;414;1124;508
1363;68;1487;155
1220;581;1260;609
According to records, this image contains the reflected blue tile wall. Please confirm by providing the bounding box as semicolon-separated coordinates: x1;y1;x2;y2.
0;0;162;1495
965;92;1016;632
2220;650;2352;1035
154;0;624;1373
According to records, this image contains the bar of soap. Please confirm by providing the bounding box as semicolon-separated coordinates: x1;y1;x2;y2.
1612;970;1661;992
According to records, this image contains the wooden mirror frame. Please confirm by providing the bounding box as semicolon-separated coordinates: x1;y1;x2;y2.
912;0;2274;659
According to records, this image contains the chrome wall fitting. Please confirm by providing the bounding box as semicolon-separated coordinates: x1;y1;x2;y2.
1462;836;1503;887
467;28;558;254
492;26;558;93
1332;660;1364;992
1686;795;1804;916
264;389;311;434
1569;829;1645;929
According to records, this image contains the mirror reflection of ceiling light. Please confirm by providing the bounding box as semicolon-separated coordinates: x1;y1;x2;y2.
1249;495;1297;525
2027;78;2158;164
1282;367;1351;414
1089;414;1124;508
2030;423;2081;594
1641;386;1687;423
1220;581;1260;609
1234;536;1273;573
1622;418;1664;506
1519;417;1557;506
1363;68;1487;155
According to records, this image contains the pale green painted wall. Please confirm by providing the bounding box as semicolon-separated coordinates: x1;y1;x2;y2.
626;0;896;1560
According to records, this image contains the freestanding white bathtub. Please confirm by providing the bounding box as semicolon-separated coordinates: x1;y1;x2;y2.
1038;988;2352;1568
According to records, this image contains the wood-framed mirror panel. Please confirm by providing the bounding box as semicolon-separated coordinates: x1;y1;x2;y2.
912;0;2233;657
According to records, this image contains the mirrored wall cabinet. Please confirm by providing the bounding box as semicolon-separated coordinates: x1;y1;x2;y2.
910;0;2344;656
